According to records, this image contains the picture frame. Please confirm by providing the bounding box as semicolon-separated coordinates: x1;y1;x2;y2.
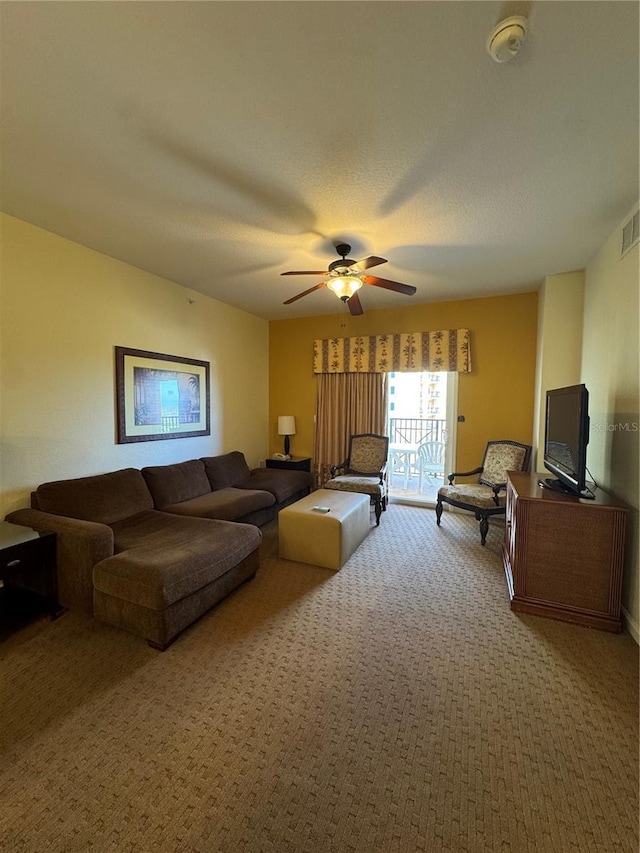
115;346;210;443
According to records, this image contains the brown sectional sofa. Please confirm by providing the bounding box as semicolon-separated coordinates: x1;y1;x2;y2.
143;452;311;527
6;452;312;649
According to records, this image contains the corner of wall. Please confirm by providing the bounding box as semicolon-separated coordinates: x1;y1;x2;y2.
532;271;585;469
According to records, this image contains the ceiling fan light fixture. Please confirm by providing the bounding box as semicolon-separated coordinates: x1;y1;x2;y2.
282;243;414;313
326;274;363;302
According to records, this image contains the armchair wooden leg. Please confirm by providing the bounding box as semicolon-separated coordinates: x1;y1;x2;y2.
374;498;382;525
436;498;443;526
479;515;489;545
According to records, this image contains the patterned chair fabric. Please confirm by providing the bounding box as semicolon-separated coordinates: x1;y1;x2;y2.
436;439;532;545
325;433;389;525
478;443;529;488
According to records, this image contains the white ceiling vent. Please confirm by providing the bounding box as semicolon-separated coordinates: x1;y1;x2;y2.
621;210;639;258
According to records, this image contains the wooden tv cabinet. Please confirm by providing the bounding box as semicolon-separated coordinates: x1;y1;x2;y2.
502;472;627;632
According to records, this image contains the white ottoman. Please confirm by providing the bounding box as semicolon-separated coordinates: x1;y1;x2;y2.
278;489;370;570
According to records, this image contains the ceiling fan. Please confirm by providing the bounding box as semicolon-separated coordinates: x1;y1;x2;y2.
281;243;417;315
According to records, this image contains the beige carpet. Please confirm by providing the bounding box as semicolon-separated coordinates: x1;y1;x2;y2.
1;505;638;852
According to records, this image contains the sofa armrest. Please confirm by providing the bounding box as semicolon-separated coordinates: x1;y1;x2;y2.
5;508;114;615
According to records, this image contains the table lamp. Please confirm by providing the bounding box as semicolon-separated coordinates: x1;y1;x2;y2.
277;416;296;457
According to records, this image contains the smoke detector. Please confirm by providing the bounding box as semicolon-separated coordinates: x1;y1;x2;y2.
486;15;529;63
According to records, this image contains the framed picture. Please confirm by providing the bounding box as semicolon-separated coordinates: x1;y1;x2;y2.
115;346;210;443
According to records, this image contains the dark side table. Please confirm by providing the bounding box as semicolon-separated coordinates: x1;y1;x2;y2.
0;521;62;631
266;456;311;472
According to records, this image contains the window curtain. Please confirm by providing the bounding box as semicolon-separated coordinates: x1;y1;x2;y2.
313;372;388;488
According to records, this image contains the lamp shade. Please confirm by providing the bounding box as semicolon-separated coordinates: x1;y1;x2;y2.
278;416;296;436
326;274;363;302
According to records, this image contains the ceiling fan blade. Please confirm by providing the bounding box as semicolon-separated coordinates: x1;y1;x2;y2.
283;282;326;304
353;255;387;271
363;275;417;296
347;291;364;315
281;270;328;276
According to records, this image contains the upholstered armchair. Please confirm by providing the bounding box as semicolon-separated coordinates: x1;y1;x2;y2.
435;439;532;544
325;433;389;525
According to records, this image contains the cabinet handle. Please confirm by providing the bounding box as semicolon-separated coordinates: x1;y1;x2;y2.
7;559;21;568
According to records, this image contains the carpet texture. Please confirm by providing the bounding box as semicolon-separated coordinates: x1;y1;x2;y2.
1;505;638;852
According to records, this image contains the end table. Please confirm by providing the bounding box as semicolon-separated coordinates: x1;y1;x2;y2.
266;456;311;472
0;521;62;631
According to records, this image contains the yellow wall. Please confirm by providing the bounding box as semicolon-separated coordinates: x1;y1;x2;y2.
0;214;270;517
269;291;539;474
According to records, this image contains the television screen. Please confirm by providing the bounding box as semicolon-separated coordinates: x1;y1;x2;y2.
543;384;591;498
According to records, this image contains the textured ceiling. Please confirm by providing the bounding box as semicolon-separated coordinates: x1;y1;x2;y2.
1;1;638;320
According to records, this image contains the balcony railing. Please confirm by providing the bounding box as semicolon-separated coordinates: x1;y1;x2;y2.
388;418;446;445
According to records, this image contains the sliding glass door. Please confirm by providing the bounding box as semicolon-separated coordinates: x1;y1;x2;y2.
386;371;457;505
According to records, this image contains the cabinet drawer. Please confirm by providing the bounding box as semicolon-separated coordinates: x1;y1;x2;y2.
1;543;45;575
1;534;55;581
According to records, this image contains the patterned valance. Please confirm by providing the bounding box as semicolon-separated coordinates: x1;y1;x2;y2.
313;330;471;374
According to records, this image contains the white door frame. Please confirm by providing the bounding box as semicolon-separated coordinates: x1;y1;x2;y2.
443;371;458;482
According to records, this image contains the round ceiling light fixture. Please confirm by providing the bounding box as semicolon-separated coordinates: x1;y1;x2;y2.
486;15;529;63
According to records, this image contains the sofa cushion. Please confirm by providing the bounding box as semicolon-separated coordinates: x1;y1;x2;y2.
239;468;312;503
161;487;275;521
141;459;211;508
94;511;261;609
202;452;251;489
35;468;153;525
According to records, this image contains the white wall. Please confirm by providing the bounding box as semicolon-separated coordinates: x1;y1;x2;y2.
532;270;585;468
0;214;269;517
582;207;639;639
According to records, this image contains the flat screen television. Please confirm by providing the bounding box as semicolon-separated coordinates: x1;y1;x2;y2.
543;384;593;498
